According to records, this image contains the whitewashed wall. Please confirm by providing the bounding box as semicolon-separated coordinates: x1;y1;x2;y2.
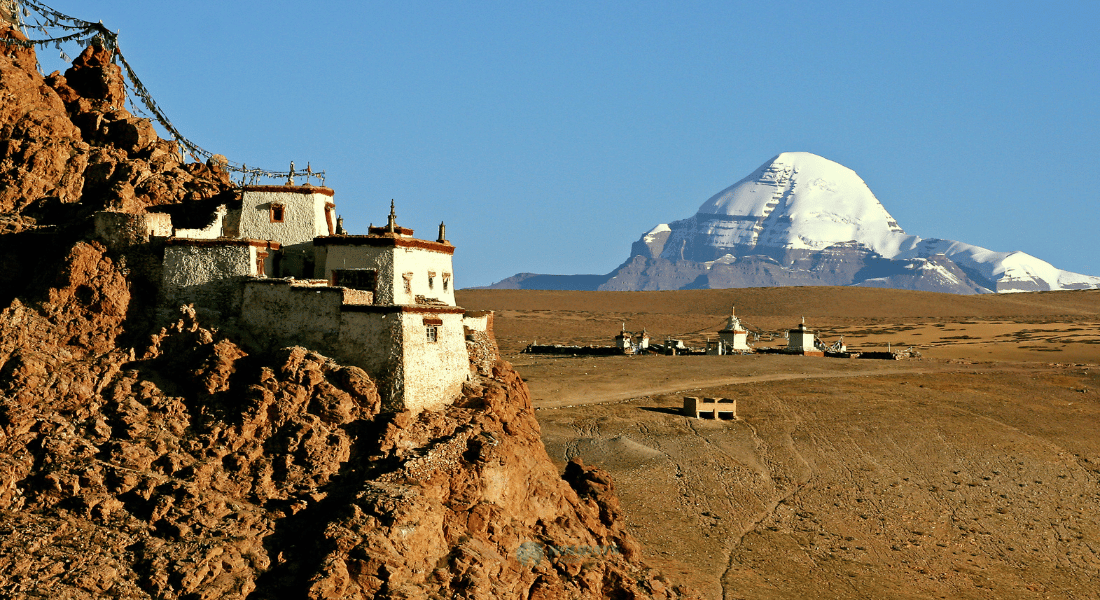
399;311;468;413
161;243;258;312
238;188;333;247
317;242;456;306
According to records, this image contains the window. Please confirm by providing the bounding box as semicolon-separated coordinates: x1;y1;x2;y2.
426;325;439;343
270;204;285;223
403;272;413;294
443;273;451;291
333;269;376;292
427;270;436;289
256;251;268;277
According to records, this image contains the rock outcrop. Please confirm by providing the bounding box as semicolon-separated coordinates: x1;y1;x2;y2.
0;28;694;599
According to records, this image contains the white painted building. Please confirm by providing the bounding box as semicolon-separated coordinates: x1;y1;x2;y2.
313;204;456;306
717;306;751;352
787;318;822;355
143;187;482;414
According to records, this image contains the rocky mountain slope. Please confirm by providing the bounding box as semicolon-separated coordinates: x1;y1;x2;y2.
0;29;692;599
488;152;1100;294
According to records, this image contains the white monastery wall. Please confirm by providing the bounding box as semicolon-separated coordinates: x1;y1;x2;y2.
162;242;263;311
315;240;455;305
238;187;334;247
241;280;344;350
338;310;405;408
392;247;456;305
316;245;397;303
399;310;467;413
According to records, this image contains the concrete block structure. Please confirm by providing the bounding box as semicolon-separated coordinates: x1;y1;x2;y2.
683;397;737;420
145;186;486;414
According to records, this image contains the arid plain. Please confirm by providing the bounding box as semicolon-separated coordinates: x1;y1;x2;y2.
457;287;1100;600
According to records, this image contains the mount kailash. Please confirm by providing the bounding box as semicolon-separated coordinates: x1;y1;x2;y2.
489;152;1100;294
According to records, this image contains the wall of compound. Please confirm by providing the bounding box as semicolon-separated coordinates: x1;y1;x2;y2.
399;311;468;413
315;245;397;303
391;247;456;305
339;310;406;409
241;281;411;411
162;244;257;313
238;190;331;247
241;280;344;350
94;211;172;247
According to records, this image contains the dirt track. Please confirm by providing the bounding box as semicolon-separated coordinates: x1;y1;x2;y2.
459;287;1100;599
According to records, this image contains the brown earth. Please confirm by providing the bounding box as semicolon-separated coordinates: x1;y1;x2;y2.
456;287;1100;599
0;32;696;599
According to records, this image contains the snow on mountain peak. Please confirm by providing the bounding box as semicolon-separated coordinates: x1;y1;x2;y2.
682;152;906;256
641;152;1100;293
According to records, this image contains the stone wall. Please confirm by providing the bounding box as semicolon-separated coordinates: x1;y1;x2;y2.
241;279;467;412
238;187;333;248
94;211;172;248
162;241;266;314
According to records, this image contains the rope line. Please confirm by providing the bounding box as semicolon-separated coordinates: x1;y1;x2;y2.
1;0;323;187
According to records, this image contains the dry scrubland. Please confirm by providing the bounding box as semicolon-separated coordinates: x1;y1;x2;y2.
457;287;1100;599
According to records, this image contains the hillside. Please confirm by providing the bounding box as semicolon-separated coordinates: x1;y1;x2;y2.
0;23;693;600
457;287;1100;599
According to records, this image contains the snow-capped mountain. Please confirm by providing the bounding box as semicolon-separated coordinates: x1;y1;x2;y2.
488;152;1100;293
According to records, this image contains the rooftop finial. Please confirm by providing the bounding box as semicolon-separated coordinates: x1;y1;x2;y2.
437;221;447;243
387;200;397;233
286;161;295;186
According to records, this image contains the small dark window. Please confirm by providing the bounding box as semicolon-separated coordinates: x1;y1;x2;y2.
270;204;285;223
403;272;413;294
426;326;439;343
443;273;451;291
333;269;377;292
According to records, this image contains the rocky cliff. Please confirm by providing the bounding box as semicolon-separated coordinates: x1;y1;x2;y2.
0;31;692;599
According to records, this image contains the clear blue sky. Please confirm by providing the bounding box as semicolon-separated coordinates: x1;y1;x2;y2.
37;1;1100;287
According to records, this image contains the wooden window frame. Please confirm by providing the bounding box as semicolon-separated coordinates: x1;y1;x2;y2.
270;204;286;223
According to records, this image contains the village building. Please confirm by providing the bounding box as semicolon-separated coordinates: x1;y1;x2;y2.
614;324;650;354
98;184;486;414
787;318;824;357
